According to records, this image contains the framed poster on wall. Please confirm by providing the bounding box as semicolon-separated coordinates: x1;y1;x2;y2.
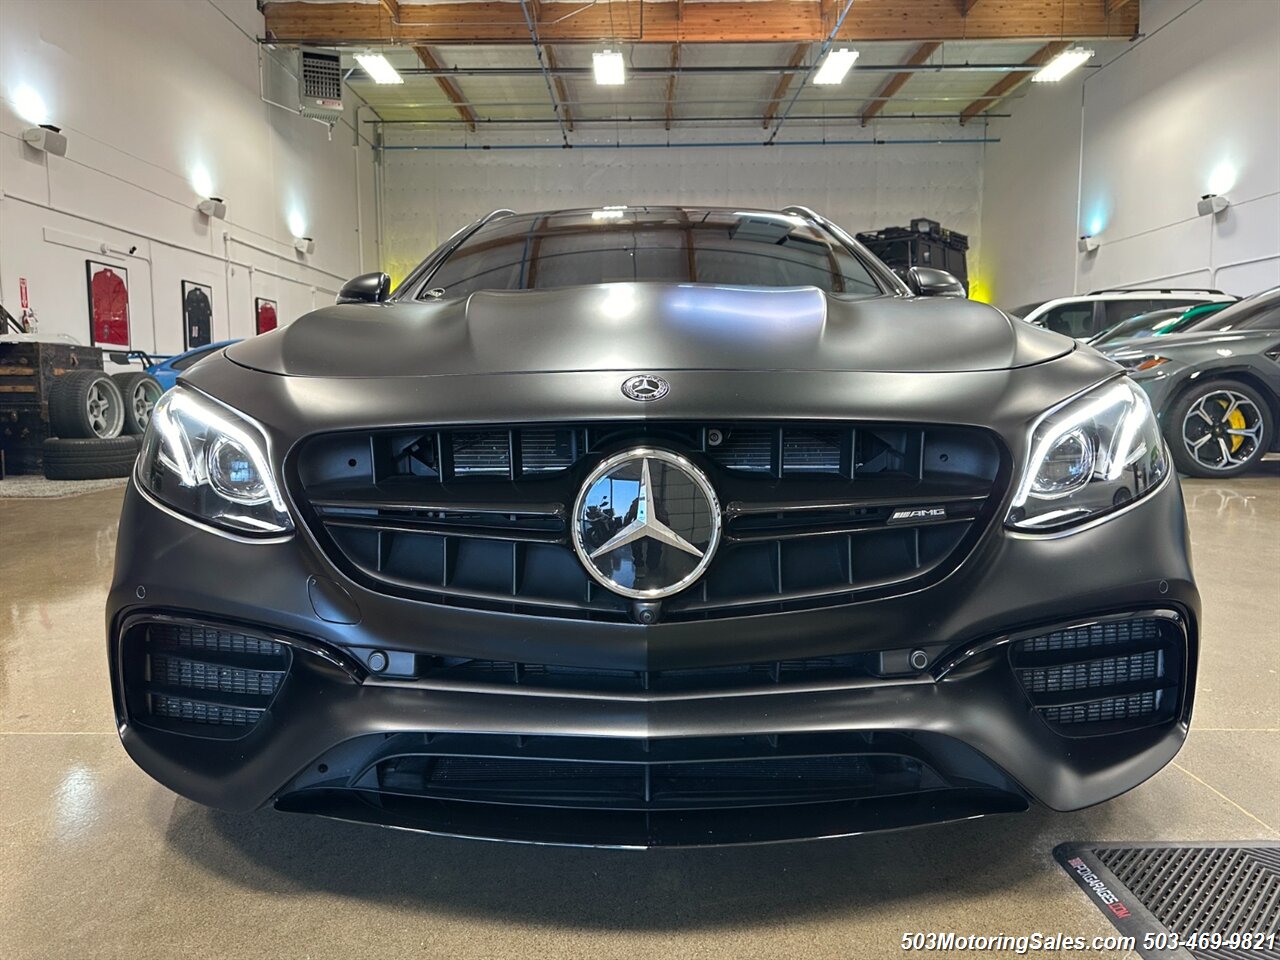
182;280;214;349
86;260;130;347
254;297;278;335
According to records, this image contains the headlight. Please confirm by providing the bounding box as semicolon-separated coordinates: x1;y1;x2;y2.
1007;378;1169;532
1111;353;1171;372
137;387;292;536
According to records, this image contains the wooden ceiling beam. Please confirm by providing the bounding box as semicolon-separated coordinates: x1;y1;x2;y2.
958;40;1070;124
861;40;940;126
543;46;574;132
262;1;1139;46
957;0;980;14
762;44;810;129
664;44;680;130
378;0;399;22
413;46;477;132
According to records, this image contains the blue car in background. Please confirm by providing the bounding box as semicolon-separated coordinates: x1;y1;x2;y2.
106;340;241;433
135;339;242;391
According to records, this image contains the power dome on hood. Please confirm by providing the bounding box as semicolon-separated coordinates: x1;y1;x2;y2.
225;283;1073;378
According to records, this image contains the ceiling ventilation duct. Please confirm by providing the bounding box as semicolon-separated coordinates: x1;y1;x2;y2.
297;49;344;122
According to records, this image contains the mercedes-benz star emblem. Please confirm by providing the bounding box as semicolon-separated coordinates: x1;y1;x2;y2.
621;374;669;402
572;448;721;600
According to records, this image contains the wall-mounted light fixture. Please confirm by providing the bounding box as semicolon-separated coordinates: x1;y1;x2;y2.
22;124;67;156
593;50;626;86
1078;235;1100;254
1196;194;1230;217
294;237;316;255
196;197;227;219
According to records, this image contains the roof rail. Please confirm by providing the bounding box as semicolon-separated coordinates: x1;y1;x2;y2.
1087;287;1226;296
781;204;822;222
479;208;517;225
782;205;910;295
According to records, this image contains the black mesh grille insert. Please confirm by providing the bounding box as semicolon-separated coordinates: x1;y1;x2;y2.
1040;690;1162;726
1016;650;1161;694
1010;614;1184;736
124;621;290;738
295;420;1003;622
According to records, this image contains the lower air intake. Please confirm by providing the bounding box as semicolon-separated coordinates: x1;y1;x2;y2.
123;619;291;739
1010;613;1185;737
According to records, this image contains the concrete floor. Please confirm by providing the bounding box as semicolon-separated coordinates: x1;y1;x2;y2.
2;466;1277;960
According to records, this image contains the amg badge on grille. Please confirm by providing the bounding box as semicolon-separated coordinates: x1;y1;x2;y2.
888;505;948;524
572;448;721;600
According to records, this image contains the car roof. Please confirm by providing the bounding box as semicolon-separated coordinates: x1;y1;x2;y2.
1021;290;1232;323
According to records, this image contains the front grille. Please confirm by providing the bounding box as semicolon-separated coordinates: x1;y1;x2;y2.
277;730;1029;845
123;620;291;738
1010;614;1184;736
376;751;935;808
294;420;1004;622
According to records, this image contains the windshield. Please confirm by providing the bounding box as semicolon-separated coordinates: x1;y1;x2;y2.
1090;308;1186;346
416;209;884;300
1181;287;1280;332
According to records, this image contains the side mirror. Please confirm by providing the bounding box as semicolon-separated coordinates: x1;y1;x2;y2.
336;272;391;305
907;266;967;298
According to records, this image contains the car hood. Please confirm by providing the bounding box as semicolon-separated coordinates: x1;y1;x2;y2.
226;283;1073;378
1103;328;1274;357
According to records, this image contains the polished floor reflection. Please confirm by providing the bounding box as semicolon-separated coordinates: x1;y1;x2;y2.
2;464;1277;960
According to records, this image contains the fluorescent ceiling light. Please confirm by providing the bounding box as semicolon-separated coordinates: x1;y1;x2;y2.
813;48;859;86
1032;47;1094;83
355;53;403;85
593;50;626;86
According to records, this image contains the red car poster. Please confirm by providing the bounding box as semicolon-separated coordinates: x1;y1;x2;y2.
86;260;130;347
255;297;278;335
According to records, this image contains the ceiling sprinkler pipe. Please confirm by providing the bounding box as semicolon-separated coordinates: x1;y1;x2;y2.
380;137;1000;152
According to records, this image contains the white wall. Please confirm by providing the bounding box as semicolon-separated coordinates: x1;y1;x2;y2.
0;0;377;353
377;125;988;289
978;0;1280;309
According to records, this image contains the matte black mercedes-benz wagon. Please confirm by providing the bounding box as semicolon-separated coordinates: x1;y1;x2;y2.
108;206;1198;847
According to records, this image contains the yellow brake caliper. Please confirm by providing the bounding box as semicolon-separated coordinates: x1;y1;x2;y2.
1218;398;1247;452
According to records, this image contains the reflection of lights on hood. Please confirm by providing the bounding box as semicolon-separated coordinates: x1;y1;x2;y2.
1207;160;1237;196
12;84;49;125
667;285;826;341
55;765;98;839
599;285;636;320
1215;348;1233;357
190;164;214;199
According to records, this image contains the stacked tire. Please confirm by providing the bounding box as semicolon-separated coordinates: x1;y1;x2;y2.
42;369;163;481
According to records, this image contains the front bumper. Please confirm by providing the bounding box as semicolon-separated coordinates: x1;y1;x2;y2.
108;459;1198;846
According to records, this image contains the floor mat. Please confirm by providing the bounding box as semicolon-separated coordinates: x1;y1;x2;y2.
1055;842;1280;959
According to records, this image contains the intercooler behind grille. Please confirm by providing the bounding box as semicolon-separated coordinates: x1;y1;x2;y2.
124;621;290;738
1010;614;1185;737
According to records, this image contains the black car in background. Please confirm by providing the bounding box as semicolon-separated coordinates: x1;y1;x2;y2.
108;206;1198;846
1105;286;1280;477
